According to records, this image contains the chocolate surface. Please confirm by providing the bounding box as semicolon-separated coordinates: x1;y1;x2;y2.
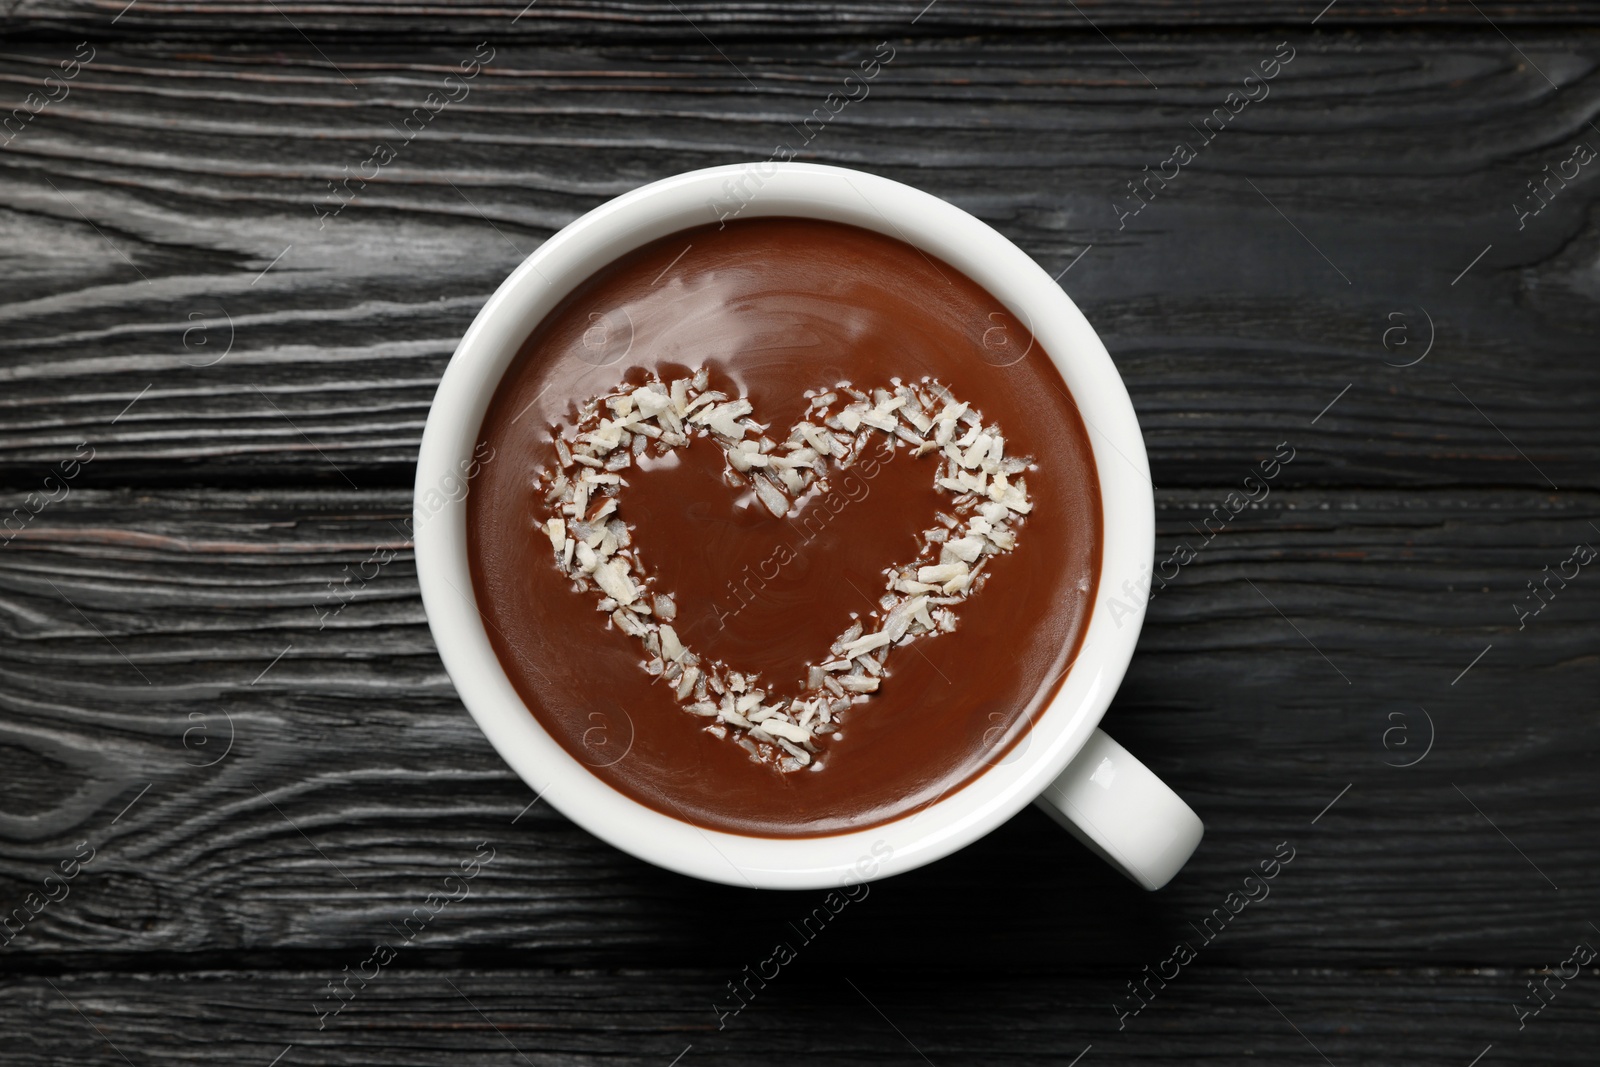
467;217;1101;837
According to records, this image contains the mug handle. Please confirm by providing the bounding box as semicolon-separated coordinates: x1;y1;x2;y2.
1033;728;1204;890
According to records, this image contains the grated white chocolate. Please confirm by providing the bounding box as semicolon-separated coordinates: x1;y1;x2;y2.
534;371;1035;772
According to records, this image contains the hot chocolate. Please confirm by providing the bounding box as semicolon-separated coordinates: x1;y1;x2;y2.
467;217;1101;838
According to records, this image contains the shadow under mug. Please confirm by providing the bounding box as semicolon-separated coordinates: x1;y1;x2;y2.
415;162;1203;891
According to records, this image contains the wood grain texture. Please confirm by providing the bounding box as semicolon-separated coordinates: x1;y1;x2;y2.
0;487;1595;970
1;11;1598;1063
8;0;1600;41
4;966;1598;1066
0;36;1598;488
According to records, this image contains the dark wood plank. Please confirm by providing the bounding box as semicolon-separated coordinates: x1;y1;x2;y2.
4;966;1596;1066
1;14;1597;1064
7;0;1600;41
1;486;1595;967
0;36;1597;489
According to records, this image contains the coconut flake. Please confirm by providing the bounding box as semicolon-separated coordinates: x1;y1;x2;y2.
917;562;968;584
761;718;812;744
837;630;893;659
660;624;685;662
754;476;790;518
942;536;985;563
593;559;638;604
543;517;566;552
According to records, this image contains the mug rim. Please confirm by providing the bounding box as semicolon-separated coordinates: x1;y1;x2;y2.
415;162;1152;889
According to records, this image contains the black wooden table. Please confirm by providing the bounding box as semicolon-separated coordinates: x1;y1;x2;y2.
2;2;1598;1063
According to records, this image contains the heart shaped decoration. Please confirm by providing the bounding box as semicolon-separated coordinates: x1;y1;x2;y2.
536;367;1035;772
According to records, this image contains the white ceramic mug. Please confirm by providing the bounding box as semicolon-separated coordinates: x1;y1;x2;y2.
415;163;1204;891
